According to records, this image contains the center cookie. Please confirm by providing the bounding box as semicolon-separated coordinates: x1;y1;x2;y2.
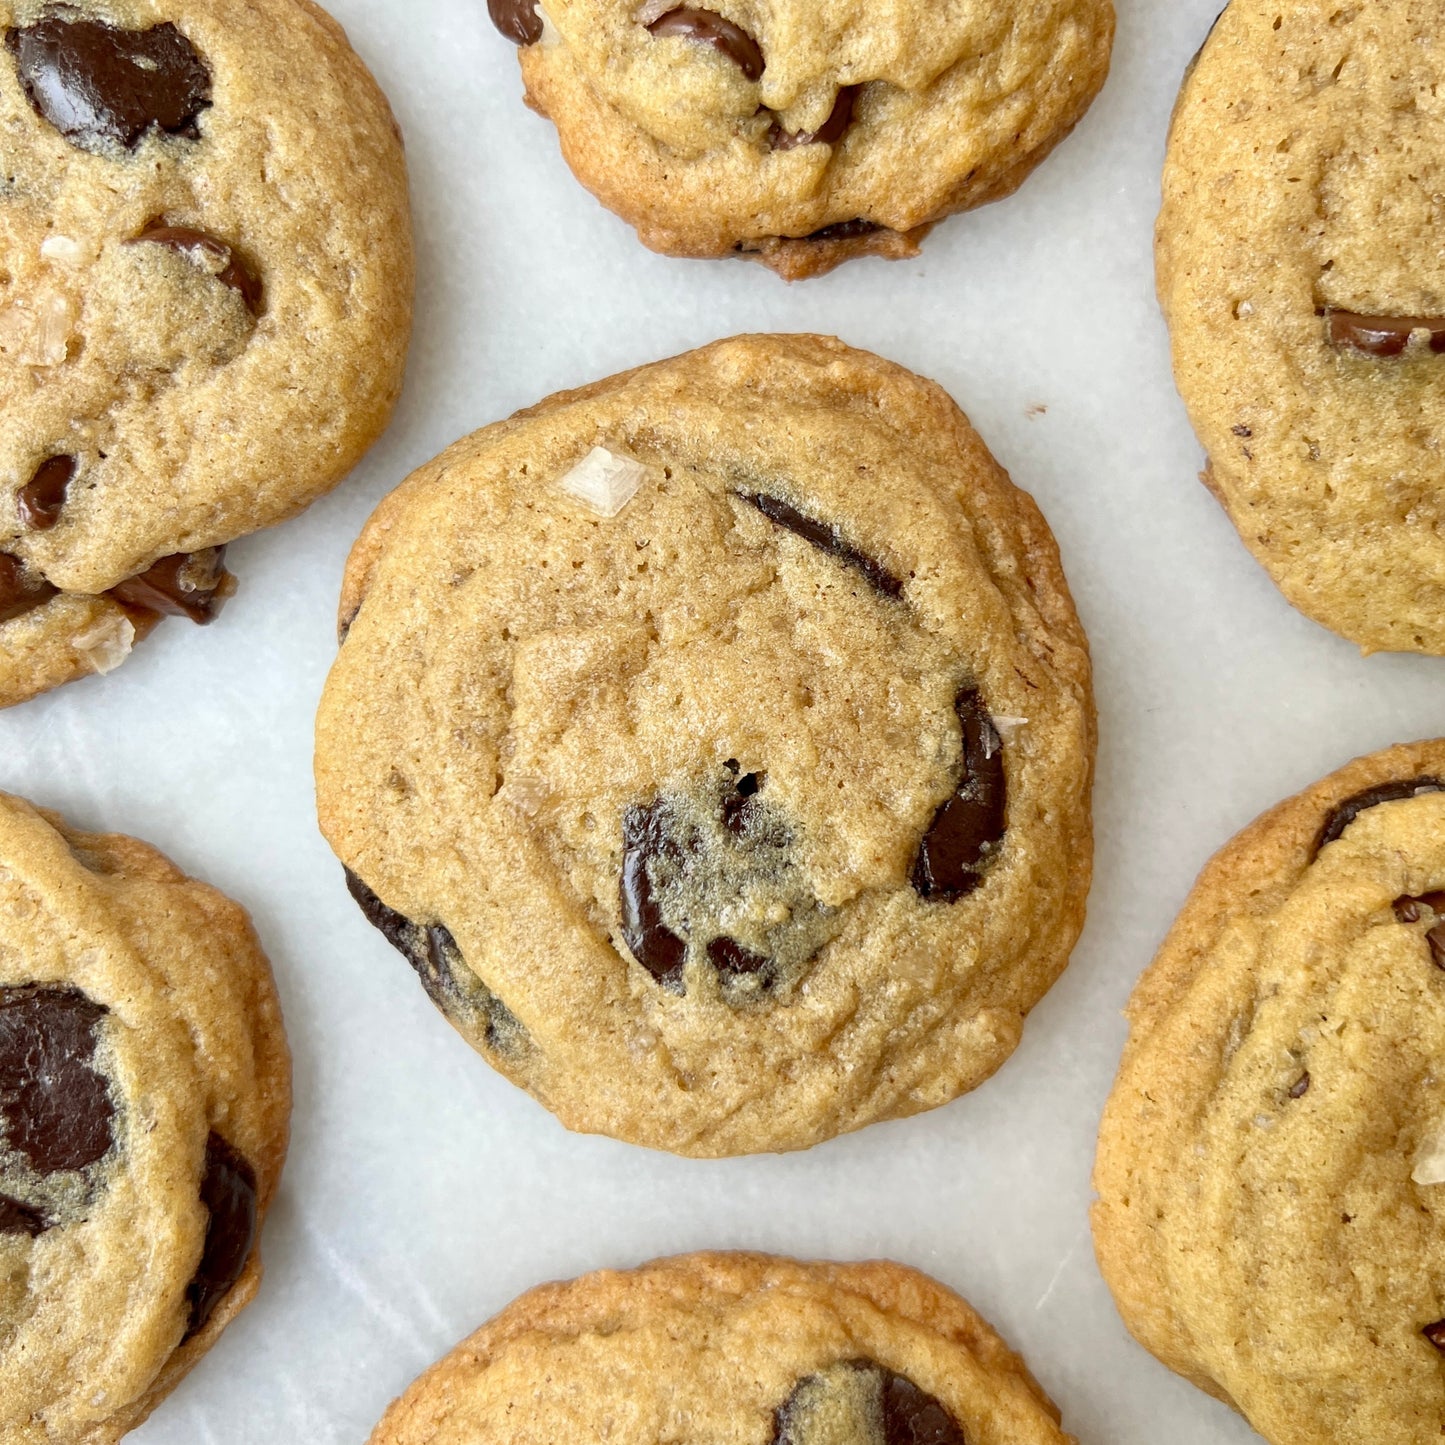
491;0;1114;279
366;1253;1077;1445
0;0;413;706
0;792;289;1444
315;335;1095;1156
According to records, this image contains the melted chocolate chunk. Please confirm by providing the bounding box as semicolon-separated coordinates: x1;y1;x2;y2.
620;801;688;988
6;17;211;151
1425;1319;1445;1353
0;986;113;1175
1329;311;1445;358
129;223;263;314
774;1361;968;1445
0;552;57;624
743;492;902;598
487;0;543;45
184;1132;256;1338
344;869;522;1046
0;1195;44;1237
770;85;859;151
647;9;764;82
1314;778;1445;857
722;768;765;835
706;935;769;978
807;218;882;242
108;548;232;624
17;455;74;531
1288;1072;1311;1099
911;689;1007;902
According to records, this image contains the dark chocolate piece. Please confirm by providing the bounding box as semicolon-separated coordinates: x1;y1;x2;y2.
774;1361;968;1445
1425;1320;1445;1353
17;455;74;531
742;492;902;598
487;0;544;46
343;869;522;1046
184;1132;257;1338
647;8;764;82
129;223;262;314
1329;311;1445;358
620;801;688;987
722;768;765;835
6;17;211;151
770;85;859;151
806;218;882;242
911;689;1007;901
108;547;232;624
0;552;57;624
706;935;769;978
0;1195;45;1237
1288;1072;1311;1099
0;986;113;1175
1314;778;1445;857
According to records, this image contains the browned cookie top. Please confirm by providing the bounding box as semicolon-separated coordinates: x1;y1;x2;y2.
316;335;1094;1156
0;0;413;707
0;792;289;1445
367;1253;1076;1445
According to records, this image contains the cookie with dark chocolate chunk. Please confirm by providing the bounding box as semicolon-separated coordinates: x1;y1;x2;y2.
1160;0;1445;653
317;334;1095;1156
366;1253;1078;1445
1095;739;1445;1445
0;791;289;1443
0;0;413;707
491;0;1113;278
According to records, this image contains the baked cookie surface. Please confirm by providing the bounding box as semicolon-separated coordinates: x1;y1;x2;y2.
368;1252;1076;1445
315;334;1094;1156
0;791;289;1445
1093;741;1445;1445
489;0;1113;279
0;0;413;707
1160;0;1445;653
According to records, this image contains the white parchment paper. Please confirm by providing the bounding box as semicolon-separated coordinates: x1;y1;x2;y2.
4;0;1441;1439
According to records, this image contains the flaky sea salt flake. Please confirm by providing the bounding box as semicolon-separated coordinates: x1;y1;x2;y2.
559;447;648;518
73;615;135;676
1413;1123;1445;1186
40;235;84;264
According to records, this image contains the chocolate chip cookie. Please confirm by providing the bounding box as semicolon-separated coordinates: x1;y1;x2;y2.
367;1252;1077;1445
0;0;413;707
1160;0;1445;653
488;0;1114;279
315;334;1095;1156
0;790;289;1443
1093;740;1445;1445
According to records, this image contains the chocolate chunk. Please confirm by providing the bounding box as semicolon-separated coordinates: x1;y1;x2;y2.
343;869;523;1046
184;1132;257;1338
880;1369;968;1445
742;492;903;598
1329;311;1445;358
0;1195;45;1237
647;9;764;83
1314;778;1445;857
6;18;211;151
1429;923;1445;972
0;986;113;1175
770;85;859;151
129;223;263;314
911;689;1007;902
706;935;770;978
487;0;543;46
0;552;57;624
17;455;74;531
1288;1072;1311;1099
108;547;233;624
774;1361;967;1445
722;768;765;835
1425;1319;1445;1353
807;218;882;242
1393;892;1445;924
620;801;688;988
